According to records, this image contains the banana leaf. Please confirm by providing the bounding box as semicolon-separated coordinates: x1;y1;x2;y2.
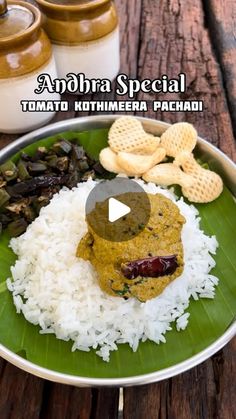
0;128;235;379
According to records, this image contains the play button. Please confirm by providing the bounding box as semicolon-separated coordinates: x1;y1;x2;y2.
108;198;131;222
85;178;151;242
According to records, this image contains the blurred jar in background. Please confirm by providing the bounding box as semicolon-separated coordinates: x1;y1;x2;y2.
0;0;60;134
36;0;120;82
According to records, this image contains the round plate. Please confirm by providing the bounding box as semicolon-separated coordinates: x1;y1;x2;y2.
0;115;235;387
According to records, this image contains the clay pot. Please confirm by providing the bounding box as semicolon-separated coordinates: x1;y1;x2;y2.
0;0;60;133
36;0;120;81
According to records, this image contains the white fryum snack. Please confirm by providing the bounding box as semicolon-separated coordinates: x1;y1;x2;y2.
99;147;124;174
174;151;223;203
143;163;194;188
160;122;197;157
99;147;136;176
117;147;166;176
108;116;160;154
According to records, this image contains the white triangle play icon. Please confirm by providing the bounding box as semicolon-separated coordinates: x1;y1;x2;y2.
108;197;131;223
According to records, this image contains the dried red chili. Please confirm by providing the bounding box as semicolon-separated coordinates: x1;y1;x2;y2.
121;255;178;280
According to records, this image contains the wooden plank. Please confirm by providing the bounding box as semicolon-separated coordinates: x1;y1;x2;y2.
90;388;120;419
0;134;18;150
124;383;163;419
0;358;5;378
115;0;142;77
203;0;236;134
211;338;236;419
39;384;119;419
0;362;44;419
160;347;236;419
124;341;236;419
124;0;236;415
136;0;236;161
40;382;92;419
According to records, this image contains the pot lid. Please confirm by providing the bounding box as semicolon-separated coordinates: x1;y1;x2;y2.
37;0;107;9
0;1;34;39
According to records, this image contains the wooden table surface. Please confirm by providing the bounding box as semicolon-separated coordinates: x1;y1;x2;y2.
0;0;236;418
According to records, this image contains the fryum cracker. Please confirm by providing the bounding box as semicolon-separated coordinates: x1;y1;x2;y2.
160;122;197;157
174;151;223;203
117;147;166;175
99;147;124;174
108;116;160;154
100;117;223;203
143;163;194;188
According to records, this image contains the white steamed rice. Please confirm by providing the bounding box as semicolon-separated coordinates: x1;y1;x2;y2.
7;179;219;362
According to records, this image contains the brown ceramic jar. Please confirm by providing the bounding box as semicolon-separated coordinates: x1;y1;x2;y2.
0;0;60;133
36;0;120;81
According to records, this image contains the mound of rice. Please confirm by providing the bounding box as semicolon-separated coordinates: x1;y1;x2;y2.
7;179;219;362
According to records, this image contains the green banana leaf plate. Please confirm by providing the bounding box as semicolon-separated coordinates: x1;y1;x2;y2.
0;116;235;387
